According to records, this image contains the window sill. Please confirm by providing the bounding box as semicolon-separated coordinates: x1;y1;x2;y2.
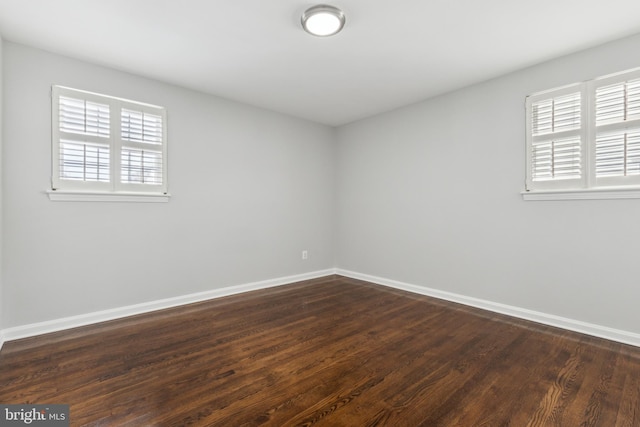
522;187;640;201
47;190;170;203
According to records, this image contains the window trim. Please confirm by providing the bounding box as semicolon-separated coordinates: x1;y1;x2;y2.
51;86;169;202
46;189;170;203
521;187;640;201
524;67;640;200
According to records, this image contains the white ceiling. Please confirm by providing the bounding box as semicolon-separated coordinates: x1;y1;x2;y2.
1;1;640;126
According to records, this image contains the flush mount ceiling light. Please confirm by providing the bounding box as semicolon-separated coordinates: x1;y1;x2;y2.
301;5;345;37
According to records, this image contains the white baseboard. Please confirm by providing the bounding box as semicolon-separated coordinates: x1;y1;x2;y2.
3;268;639;350
1;269;336;344
336;269;640;348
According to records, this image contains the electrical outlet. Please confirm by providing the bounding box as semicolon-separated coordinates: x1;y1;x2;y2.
302;250;308;260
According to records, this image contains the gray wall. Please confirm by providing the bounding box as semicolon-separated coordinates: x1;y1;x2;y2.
336;33;640;334
5;32;640;337
2;42;336;328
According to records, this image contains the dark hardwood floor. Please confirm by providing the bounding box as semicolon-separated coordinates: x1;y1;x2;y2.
1;275;640;426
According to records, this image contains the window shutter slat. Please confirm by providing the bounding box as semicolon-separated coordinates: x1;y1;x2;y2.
596;78;640;125
531;136;581;182
596;129;640;177
121;148;163;185
627;80;640;118
553;93;581;132
59;96;110;137
121;109;163;144
59;140;110;182
531;92;580;136
532;99;553;135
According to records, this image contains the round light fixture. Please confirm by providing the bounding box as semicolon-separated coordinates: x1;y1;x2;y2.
301;5;345;37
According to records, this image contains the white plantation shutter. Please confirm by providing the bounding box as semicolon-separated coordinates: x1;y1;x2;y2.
52;86;167;195
526;86;585;190
120;108;165;187
53;90;112;190
59;96;110;137
595;79;640;125
531;93;581;135
525;67;640;196
59;141;110;182
121;109;163;144
121;148;163;185
595;130;640;177
531;136;581;182
593;73;640;186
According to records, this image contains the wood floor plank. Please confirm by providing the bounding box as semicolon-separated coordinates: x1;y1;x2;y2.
614;352;640;427
2;275;640;426
524;341;587;426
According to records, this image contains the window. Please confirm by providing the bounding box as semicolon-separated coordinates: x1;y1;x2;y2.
525;68;640;200
51;86;168;201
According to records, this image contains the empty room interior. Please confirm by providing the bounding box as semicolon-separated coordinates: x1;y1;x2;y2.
2;1;640;425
